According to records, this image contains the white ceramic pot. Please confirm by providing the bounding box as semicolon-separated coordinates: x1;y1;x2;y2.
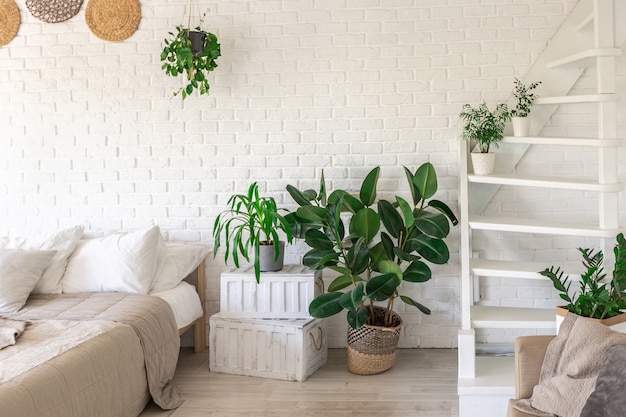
511;116;530;137
470;152;495;175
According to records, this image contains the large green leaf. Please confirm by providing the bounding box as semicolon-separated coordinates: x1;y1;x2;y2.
428;199;459;226
350;207;380;243
415;212;450;239
378;199;403;238
380;232;395;261
403;260;432;282
366;273;400;301
296;205;327;222
413;162;437;200
302;249;339;269
339;283;364;310
409;235;450;264
393;247;422;263
328;274;355;291
304;229;334;250
347;307;370;329
346;237;370;275
396;196;415;228
286;184;313;207
403;166;420;205
400;295;431;315
309;292;344;318
368;242;387;270
377;260;403;281
360;167;380;207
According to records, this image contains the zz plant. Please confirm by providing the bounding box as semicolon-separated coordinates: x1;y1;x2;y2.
540;233;626;319
213;182;293;283
286;164;458;329
160;11;221;99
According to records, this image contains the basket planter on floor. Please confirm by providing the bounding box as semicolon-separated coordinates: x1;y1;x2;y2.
346;307;403;375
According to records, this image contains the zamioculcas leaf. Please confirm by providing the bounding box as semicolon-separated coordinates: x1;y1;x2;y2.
403;260;432;282
347;307;370;329
338;282;364;311
400;295;431;315
409;235;450;264
366;273;400;301
415;212;450;239
350;207;380;243
359;167;380;207
309;292;344;318
413;162;437;200
378;199;403;239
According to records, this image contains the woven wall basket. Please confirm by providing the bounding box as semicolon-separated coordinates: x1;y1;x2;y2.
85;0;141;42
0;0;20;47
26;0;84;23
346;307;403;375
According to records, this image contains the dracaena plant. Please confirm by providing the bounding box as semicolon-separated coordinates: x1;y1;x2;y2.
286;164;458;329
540;233;626;319
213;182;293;283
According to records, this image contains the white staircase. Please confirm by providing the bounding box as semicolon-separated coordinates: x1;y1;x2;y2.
457;0;625;415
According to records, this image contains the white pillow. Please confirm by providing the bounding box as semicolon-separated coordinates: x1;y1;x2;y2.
0;249;57;313
62;226;164;295
0;226;84;294
149;242;209;293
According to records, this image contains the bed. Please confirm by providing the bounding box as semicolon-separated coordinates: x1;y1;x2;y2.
0;226;208;417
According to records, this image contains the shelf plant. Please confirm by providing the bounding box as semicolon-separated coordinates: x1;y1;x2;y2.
286;165;457;373
540;233;626;320
160;10;221;99
459;101;511;175
213;182;293;283
510;78;542;136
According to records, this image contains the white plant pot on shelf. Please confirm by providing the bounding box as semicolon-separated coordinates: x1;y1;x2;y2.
511;116;530;137
470;152;495;175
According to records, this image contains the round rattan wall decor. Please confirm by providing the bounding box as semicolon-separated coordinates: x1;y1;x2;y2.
0;0;20;47
26;0;84;23
85;0;141;42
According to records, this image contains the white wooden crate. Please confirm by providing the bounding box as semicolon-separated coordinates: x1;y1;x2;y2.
220;265;322;318
209;314;327;381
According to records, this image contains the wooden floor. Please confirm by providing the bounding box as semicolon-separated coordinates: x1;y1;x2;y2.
139;348;459;417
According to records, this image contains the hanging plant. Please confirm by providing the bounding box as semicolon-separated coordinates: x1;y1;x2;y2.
160;9;221;99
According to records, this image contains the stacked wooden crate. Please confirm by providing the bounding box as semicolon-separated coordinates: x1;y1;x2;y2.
209;264;327;381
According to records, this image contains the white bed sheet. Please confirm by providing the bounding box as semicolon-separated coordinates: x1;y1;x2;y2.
152;281;203;329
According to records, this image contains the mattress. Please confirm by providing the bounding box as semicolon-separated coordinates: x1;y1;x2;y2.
152;280;203;330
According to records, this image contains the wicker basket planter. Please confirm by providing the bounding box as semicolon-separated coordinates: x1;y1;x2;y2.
346;307;403;375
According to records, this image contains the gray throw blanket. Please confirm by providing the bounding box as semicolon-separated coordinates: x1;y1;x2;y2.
514;313;626;417
0;317;26;350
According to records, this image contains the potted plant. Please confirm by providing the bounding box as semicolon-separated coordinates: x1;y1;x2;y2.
510;78;542;137
213;182;293;283
459;101;511;175
160;10;221;99
286;164;458;375
540;233;626;330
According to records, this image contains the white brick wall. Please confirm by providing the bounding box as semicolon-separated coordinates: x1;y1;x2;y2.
1;0;624;348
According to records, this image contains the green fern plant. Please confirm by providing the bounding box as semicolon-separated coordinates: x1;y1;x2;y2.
540;233;626;319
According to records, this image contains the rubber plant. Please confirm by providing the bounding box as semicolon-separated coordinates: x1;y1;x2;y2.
160;10;221;99
213;182;293;283
540;233;626;319
286;164;458;329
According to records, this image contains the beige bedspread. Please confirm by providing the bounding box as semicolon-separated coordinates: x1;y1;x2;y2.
1;292;182;415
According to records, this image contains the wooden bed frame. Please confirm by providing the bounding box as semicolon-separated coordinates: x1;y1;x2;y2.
179;261;206;353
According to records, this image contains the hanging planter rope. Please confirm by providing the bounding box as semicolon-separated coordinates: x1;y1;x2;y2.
85;0;141;42
26;0;84;23
0;0;20;47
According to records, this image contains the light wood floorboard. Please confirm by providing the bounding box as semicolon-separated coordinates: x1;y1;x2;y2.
140;348;459;417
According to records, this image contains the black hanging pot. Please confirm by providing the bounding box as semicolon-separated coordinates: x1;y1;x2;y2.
189;30;207;56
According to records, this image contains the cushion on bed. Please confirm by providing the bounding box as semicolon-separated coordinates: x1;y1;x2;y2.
0;226;83;294
0;249;57;313
61;226;165;294
149;242;209;293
